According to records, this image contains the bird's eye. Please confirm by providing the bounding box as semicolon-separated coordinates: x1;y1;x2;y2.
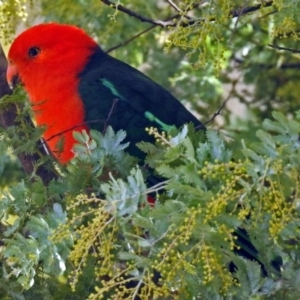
28;47;40;58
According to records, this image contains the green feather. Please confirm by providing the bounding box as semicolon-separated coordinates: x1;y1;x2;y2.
144;111;174;132
78;47;203;160
100;79;123;100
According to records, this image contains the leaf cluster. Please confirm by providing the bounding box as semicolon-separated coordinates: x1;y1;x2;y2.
65;112;300;299
3;1;300;299
1;111;298;299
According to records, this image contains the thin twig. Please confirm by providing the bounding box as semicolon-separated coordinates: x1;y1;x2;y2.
131;269;146;300
165;0;192;19
103;98;118;132
196;101;228;130
107;25;156;53
106;0;273;52
196;80;238;129
101;0;176;27
166;0;182;13
106;8;189;53
43;99;119;144
267;44;300;54
233;56;300;69
258;9;278;19
43;120;104;144
230;0;273;17
229;0;248;43
101;0;274;28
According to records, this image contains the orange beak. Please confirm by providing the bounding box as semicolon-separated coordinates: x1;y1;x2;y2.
6;63;20;89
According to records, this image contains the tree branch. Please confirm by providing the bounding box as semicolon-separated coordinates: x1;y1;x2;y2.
230;0;273;18
267;44;300;54
101;0;274;28
106;25;157;53
233;55;300;69
0;43;58;185
165;0;192;19
101;0;176;27
196;80;236;130
105;2;200;52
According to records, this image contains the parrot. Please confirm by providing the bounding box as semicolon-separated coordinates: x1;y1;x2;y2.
6;23;203;165
5;22;206;295
7;23;272;279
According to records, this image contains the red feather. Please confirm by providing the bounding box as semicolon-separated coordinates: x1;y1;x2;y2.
7;23;99;163
8;23;159;204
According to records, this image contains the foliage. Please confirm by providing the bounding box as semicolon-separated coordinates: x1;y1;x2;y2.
2;105;300;299
2;0;300;299
0;0;30;42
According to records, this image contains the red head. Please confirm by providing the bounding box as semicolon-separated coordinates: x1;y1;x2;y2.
7;23;99;163
7;23;98;99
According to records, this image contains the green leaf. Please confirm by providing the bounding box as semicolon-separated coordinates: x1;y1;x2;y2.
137;239;152;248
73;130;90;144
101;168;147;216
